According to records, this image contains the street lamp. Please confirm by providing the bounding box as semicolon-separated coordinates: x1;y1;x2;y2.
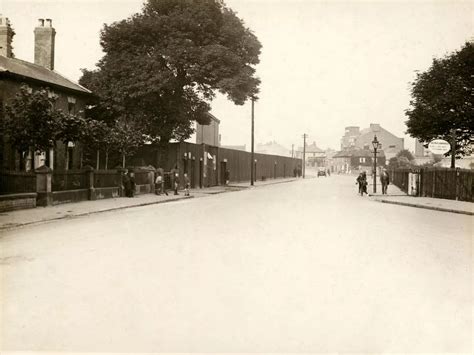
372;135;381;193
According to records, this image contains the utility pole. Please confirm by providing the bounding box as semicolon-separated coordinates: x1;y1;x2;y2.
250;97;255;185
291;144;294;158
302;133;307;178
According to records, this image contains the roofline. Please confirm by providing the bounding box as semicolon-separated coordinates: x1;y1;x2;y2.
206;112;220;123
0;70;93;98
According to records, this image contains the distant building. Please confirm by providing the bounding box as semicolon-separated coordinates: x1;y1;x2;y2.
256;141;291;157
195;113;220;146
221;145;246;152
332;148;386;173
414;139;429;157
340;123;404;161
296;141;326;167
0;16;92;171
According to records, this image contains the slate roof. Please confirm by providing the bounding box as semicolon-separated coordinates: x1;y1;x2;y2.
0;56;91;95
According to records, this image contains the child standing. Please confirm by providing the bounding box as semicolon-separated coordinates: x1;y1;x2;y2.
184;173;190;196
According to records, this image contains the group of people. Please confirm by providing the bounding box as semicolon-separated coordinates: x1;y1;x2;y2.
154;171;191;196
356;169;390;196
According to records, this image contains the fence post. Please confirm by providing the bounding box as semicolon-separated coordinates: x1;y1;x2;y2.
35;165;53;206
84;165;96;201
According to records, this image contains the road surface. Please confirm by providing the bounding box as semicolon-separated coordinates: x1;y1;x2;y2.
1;176;472;352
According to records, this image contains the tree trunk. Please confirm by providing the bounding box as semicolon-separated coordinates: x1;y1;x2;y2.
65;141;69;171
96;150;100;170
105;151;109;170
122;154;126;168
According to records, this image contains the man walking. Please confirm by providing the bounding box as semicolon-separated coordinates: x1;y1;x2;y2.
380;168;390;195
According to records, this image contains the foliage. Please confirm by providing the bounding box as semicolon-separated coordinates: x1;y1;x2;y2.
56;113;88;146
79;0;261;145
396;149;414;162
405;41;474;157
4;86;60;154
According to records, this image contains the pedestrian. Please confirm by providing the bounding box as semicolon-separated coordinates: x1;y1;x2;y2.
380;168;390;195
184;173;190;196
155;173;168;196
122;169;131;197
356;171;368;196
173;172;179;195
128;171;135;198
225;169;230;185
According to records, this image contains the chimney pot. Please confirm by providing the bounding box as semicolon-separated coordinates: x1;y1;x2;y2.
45;19;52;27
37;18;44;27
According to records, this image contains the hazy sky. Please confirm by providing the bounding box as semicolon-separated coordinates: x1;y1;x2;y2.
2;0;472;151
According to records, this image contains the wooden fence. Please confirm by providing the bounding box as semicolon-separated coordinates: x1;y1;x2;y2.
390;167;473;202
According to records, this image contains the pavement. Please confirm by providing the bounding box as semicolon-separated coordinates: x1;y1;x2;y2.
366;181;474;216
1;174;471;352
0;177;298;232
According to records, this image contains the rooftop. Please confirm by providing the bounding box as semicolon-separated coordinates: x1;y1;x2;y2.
0;56;91;95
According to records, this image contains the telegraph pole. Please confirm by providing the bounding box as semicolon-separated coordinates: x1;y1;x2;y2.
291;144;294;158
302;133;307;178
250;97;255;185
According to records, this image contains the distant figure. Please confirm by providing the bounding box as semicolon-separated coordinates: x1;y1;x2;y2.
225;169;230;185
356;171;368;196
122;169;131;197
293;167;297;178
184;173;190;196
128;171;135;197
327;169;331;176
155;173;168;196
380;169;390;195
174;172;179;195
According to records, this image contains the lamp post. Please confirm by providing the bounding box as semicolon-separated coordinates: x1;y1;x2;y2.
372;135;381;193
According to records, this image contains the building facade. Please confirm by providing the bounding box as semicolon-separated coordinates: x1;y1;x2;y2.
340;123;404;161
195;113;220;146
0;16;91;171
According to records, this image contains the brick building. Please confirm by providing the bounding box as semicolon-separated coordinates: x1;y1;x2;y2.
0;16;91;171
340;123;404;161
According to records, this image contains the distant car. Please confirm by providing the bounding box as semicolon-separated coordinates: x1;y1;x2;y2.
317;170;326;177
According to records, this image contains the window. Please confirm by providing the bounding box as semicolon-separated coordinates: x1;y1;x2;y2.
359;157;366;163
67;97;76;114
389;145;396;148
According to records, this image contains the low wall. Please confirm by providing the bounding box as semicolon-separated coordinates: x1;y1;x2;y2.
52;189;89;205
95;187;120;200
0;193;37;212
136;184;152;195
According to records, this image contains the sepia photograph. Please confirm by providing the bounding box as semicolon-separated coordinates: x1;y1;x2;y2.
0;0;472;353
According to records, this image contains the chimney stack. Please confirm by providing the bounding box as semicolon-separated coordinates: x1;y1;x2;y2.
0;15;14;58
34;18;55;70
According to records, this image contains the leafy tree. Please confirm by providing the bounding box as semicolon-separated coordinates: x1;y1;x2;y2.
79;0;261;147
56;113;89;169
111;120;144;168
396;149;414;162
4;86;60;167
405;41;474;157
